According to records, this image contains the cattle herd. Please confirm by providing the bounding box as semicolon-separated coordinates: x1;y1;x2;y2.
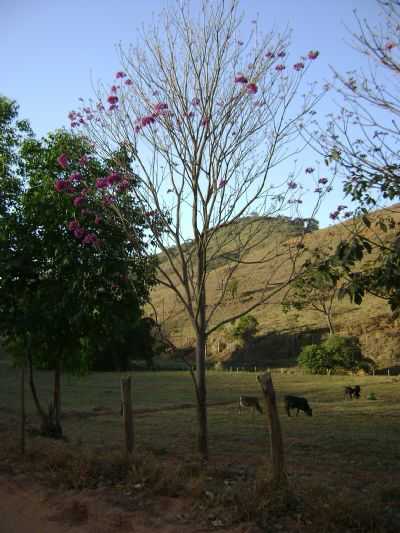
239;385;362;417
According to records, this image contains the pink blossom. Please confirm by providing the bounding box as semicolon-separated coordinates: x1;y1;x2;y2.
54;179;66;192
308;50;319;60
96;177;109;189
57;153;69;169
141;115;155;127
109;104;118;111
265;51;275;59
293;62;305;71
184;111;195;119
111;85;119;93
73;195;85;207
78;155;89;166
73;226;85;239
277;50;286;58
125;79;133;85
329;211;339;220
107;95;118;105
68;172;82;181
235;74;248;84
117;179;129;192
305;167;315;174
218;179;227;189
68;111;77;121
288;181;297;189
191;97;200;106
201;116;209;126
107;171;121;185
83;233;98;245
154;102;168;113
385;41;396;50
246;83;258;94
115;71;126;78
275;64;286;72
318;177;328;184
68;219;79;232
102;195;114;206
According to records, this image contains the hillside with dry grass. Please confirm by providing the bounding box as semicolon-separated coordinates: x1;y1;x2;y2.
149;205;400;369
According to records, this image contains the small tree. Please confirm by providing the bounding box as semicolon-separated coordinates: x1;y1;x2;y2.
298;335;363;374
282;250;343;335
0;124;155;436
231;314;258;344
69;0;326;458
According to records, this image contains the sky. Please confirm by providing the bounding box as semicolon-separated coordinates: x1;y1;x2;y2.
1;0;383;228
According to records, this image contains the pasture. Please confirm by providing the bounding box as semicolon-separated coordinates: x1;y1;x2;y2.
1;361;400;530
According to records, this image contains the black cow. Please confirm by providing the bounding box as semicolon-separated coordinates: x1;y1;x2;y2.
284;395;313;417
344;385;361;399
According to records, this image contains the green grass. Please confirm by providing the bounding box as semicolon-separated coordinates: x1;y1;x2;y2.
1;362;399;530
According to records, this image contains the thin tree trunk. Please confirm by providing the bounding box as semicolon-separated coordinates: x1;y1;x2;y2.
28;349;47;426
121;377;134;457
53;358;62;436
20;363;25;455
195;330;208;461
257;372;287;487
326;313;335;335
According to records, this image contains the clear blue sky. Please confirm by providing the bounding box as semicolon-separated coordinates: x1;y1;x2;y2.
2;0;381;228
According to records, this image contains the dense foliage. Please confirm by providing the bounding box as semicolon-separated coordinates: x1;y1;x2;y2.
298;335;364;374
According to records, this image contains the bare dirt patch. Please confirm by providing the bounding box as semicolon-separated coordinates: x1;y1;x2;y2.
0;475;254;533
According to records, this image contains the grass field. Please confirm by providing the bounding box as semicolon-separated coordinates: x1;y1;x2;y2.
1;361;400;530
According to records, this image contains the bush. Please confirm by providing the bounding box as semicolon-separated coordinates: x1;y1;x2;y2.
231;315;259;343
298;335;364;374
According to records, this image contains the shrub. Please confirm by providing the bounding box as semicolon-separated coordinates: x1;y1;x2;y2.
298;344;336;374
231;315;259;343
298;335;364;374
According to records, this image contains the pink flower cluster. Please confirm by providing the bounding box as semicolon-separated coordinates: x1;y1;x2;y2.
55;152;132;246
329;204;348;220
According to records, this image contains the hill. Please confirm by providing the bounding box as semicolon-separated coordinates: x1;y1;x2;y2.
149;205;400;369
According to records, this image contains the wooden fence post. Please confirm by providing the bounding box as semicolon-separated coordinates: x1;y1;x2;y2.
257;372;286;487
121;376;134;457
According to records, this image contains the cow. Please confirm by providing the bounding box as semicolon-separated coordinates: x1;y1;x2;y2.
238;395;263;414
344;385;361;399
284;395;313;417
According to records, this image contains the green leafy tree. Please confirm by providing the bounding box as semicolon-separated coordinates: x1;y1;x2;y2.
310;0;400;315
231;314;259;344
0;124;156;436
298;335;363;374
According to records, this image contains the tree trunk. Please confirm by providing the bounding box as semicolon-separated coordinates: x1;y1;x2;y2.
257;372;287;487
121;376;134;457
53;359;62;436
326;313;335;335
20;364;25;455
195;330;208;461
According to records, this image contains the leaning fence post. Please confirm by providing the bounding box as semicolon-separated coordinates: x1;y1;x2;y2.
257;372;286;487
121;376;134;457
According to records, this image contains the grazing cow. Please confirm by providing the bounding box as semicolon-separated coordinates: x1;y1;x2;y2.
239;395;263;414
284;395;312;417
344;385;361;399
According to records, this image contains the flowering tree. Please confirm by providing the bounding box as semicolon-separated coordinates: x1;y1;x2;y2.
309;0;400;314
1;126;156;437
68;0;327;459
